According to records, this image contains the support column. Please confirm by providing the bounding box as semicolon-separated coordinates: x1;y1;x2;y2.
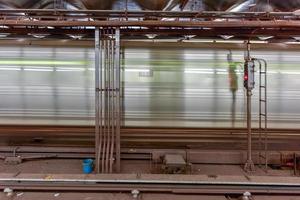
95;27;121;173
244;41;255;172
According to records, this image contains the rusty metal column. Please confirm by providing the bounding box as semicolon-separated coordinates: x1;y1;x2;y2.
244;41;255;172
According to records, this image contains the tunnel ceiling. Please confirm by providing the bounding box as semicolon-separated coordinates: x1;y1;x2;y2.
0;0;300;11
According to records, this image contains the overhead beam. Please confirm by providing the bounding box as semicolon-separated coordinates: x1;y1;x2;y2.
0;10;299;40
2;27;300;37
0;40;299;51
1;19;300;28
0;9;298;18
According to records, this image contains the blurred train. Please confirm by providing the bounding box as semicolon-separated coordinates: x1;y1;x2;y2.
0;45;299;128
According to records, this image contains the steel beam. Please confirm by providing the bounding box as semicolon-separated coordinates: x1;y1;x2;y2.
1;19;300;28
2;27;300;38
0;9;297;19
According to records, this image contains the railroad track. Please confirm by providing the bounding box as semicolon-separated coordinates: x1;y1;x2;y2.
0;126;300;199
1;176;300;196
0;125;300;170
0;125;300;149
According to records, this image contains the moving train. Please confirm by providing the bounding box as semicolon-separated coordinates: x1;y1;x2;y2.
0;45;299;128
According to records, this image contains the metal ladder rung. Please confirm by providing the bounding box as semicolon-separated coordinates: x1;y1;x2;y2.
258;60;268;170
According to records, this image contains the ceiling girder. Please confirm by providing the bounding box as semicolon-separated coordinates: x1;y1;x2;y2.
0;10;299;40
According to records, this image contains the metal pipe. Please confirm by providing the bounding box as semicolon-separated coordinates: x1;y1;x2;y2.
104;29;109;173
105;28;111;173
115;27;121;172
108;28;113;173
101;29;107;172
98;28;103;173
109;29;116;173
94;27;100;173
120;47;125;128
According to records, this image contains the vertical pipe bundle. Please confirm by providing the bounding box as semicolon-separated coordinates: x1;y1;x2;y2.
95;27;121;173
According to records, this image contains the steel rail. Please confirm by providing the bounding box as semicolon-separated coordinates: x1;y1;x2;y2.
1;126;300;138
0;125;299;133
2;178;300;195
1;126;300;158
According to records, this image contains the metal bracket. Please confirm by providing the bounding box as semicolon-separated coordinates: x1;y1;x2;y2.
0;147;58;165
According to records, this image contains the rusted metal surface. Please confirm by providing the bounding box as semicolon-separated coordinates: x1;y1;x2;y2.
1;18;300;28
1;27;300;39
1;126;300;164
0;10;299;25
0;10;298;40
2;125;300;163
0;145;296;165
1;125;300;140
0;125;300;135
0;9;298;19
3;175;300;195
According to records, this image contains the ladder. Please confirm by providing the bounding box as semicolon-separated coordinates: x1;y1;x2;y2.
257;59;268;171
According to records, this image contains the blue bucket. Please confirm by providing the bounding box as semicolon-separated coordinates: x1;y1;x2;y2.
82;159;94;174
